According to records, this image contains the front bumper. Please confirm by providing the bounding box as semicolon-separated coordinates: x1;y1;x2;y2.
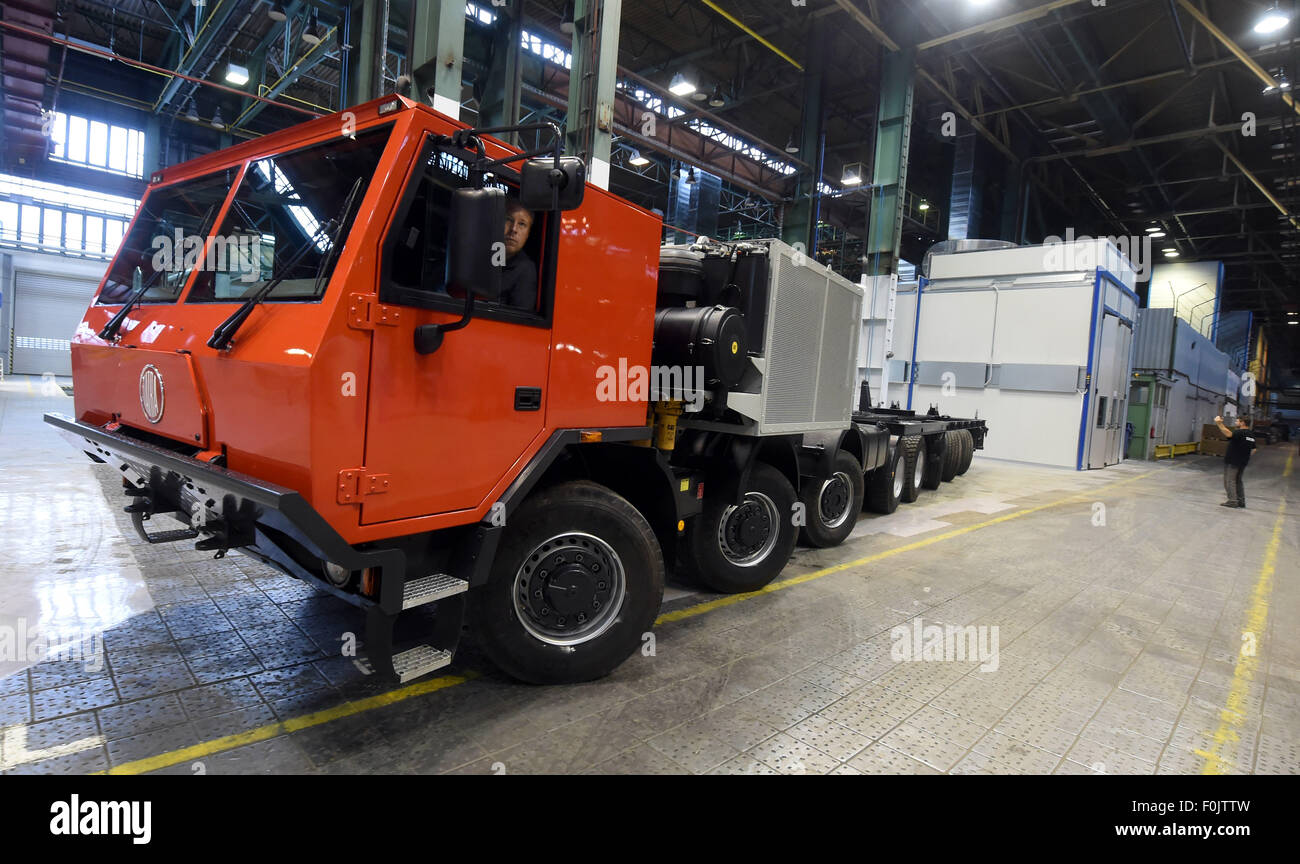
44;412;406;613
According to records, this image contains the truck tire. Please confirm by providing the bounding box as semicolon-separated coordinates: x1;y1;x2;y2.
865;440;904;514
940;431;960;483
900;436;926;503
680;462;798;594
798;450;865;548
468;481;664;684
922;433;946;490
956;430;974;475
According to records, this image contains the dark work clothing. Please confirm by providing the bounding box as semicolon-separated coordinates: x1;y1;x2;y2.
1224;463;1246;507
1225;429;1257;468
500;250;537;311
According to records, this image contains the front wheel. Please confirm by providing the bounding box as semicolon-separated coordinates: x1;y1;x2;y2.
798;450;865;548
468;481;664;684
680;462;798;594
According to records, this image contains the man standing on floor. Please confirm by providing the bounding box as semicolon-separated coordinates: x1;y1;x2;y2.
1215;415;1257;509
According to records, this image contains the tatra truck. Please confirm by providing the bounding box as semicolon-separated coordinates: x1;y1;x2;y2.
47;95;986;684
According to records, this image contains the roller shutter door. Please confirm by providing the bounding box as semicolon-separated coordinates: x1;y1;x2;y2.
11;269;97;376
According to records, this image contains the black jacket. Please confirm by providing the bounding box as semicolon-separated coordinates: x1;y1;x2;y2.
1225;428;1258;467
500;250;537;311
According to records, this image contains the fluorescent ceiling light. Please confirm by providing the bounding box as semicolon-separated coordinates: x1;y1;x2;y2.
669;72;696;97
225;63;249;86
841;162;864;186
1255;4;1290;34
628;150;650;166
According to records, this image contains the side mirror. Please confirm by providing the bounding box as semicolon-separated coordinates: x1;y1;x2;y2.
520;157;586;211
449;187;504;300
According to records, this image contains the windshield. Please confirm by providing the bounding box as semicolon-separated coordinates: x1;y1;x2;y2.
186;126;391;303
96;168;236;305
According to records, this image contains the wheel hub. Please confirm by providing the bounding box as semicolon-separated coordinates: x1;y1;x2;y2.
718;492;780;567
513;533;624;646
817;472;852;528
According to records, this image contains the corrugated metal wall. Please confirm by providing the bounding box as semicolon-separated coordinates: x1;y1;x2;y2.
1134;308;1175;371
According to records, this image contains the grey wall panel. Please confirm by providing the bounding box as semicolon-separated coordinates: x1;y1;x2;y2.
915;361;989;389
1133;307;1175;372
992;364;1087;393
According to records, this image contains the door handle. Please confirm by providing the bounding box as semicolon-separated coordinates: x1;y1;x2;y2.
515;387;542;412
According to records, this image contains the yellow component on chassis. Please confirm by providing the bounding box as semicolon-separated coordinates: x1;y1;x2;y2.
652;400;684;451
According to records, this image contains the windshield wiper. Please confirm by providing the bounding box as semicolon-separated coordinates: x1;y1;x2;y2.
100;203;221;342
208;179;364;351
99;267;160;341
311;177;363;297
206;218;336;350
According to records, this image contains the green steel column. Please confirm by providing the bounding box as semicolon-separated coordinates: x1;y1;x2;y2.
409;0;467;119
566;0;622;190
346;0;379;107
781;18;827;252
479;5;524;144
865;45;916;276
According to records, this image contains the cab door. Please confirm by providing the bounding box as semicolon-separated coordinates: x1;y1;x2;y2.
360;137;552;525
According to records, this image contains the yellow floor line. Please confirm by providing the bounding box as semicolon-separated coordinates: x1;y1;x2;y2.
656;470;1155;625
1196;452;1293;775
99;672;477;775
103;468;1158;775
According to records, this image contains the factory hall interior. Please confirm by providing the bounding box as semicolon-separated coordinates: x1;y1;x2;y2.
2;0;1300;785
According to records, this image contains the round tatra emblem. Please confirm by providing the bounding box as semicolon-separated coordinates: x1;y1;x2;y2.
139;364;165;424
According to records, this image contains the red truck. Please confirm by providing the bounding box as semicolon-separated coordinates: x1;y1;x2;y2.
47;95;985;685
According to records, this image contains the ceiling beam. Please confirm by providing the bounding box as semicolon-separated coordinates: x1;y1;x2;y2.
916;0;1085;52
1174;0;1300;119
831;0;899;53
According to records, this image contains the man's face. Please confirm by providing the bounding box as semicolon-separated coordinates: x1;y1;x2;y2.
1237;419;1249;429
504;207;533;257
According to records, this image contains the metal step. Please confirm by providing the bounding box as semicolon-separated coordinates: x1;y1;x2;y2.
142;527;200;544
391;645;453;683
401;573;469;610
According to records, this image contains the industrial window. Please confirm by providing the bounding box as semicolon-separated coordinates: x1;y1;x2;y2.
1096;396;1108;428
48;112;146;179
0;174;136;256
1131;384;1149;405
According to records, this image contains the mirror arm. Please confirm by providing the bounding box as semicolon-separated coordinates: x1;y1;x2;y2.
414;293;476;356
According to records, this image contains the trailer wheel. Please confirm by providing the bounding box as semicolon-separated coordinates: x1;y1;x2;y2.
798;451;865;548
865;440;904;514
468;481;664;684
921;433;946;490
956;430;975;475
940;431;961;483
900;436;926;503
680;462;798;594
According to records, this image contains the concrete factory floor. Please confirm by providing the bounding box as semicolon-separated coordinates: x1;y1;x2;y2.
2;374;1298;775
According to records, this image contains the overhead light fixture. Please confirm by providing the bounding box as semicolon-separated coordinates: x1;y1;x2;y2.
919;200;930;211
302;12;326;46
1164;250;1180;258
185;99;199;122
709;84;725;108
841;162;864;186
225;62;249;86
628;149;650;166
784;131;799;154
1149;231;1166;238
1145;226;1163;233
561;1;576;35
268;1;287;23
211;106;225;129
668;71;697;97
1255;2;1291;34
1263;68;1291;94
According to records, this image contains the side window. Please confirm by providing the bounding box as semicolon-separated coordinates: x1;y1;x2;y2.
383;142;549;320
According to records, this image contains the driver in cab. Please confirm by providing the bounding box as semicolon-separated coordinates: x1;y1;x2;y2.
500;198;537;311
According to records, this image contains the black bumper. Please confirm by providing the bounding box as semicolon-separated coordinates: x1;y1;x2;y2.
44;413;405;614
